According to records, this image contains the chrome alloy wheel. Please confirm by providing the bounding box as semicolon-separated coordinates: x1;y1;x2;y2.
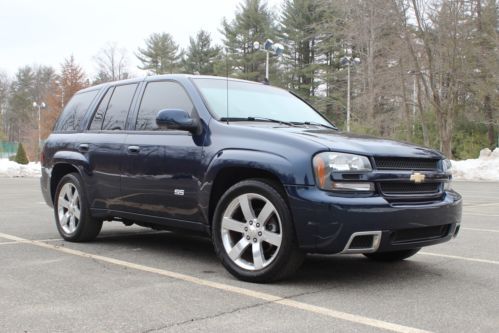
57;183;81;234
221;193;283;271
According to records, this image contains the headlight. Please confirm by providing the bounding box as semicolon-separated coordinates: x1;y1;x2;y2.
442;158;452;190
313;152;373;191
442;159;452;173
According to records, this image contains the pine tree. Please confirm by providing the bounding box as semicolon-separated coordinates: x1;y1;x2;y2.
136;33;182;74
280;0;324;98
14;143;29;164
60;55;88;101
183;30;221;75
221;0;277;81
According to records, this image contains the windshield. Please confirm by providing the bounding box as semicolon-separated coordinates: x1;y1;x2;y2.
193;78;333;126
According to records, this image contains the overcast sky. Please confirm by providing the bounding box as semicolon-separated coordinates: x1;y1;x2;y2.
0;0;283;78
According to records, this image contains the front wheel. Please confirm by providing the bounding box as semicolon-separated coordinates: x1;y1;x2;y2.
212;179;304;283
54;173;102;242
363;248;421;262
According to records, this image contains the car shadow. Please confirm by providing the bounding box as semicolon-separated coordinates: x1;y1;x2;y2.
92;228;444;286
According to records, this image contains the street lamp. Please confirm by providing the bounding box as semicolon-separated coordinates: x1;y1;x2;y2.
33;101;46;154
340;49;360;132
253;39;284;82
407;71;419;135
55;80;64;108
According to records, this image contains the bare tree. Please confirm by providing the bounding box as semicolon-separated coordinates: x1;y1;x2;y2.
94;42;129;83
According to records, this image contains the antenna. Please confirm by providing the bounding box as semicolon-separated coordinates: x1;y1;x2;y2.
225;47;229;125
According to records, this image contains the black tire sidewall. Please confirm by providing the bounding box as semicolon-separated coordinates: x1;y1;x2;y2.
54;173;92;241
212;179;297;282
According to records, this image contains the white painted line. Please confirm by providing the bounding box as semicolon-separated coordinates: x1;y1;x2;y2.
0;238;61;245
462;227;499;233
0;232;430;333
463;212;499;217
465;202;499;208
420;252;499;266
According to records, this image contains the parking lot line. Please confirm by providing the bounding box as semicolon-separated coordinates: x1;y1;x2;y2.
463;212;499;217
0;238;60;245
462;227;499;233
0;231;430;333
420;252;499;265
464;202;499;208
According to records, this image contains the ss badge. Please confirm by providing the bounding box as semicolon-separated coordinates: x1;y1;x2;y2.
174;189;185;196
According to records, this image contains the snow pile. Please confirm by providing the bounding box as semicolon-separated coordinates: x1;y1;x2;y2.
0;159;41;178
451;148;499;181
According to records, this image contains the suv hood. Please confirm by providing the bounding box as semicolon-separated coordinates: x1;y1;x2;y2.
286;128;444;159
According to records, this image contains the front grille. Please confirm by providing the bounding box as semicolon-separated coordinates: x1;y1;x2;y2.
374;157;439;170
380;182;440;195
392;225;450;244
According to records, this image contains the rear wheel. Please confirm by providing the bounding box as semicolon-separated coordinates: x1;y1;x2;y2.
212;179;304;283
363;248;420;262
54;173;102;242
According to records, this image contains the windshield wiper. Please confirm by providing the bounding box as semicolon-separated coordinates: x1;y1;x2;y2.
292;121;337;130
220;117;296;127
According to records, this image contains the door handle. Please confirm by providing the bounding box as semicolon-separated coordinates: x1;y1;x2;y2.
78;144;89;152
127;145;140;153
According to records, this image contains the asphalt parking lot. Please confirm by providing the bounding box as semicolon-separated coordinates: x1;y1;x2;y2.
0;178;498;333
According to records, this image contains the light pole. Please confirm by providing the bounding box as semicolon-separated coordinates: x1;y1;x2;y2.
407;71;418;135
340;49;360;132
33;101;46;155
253;39;284;83
55;80;64;108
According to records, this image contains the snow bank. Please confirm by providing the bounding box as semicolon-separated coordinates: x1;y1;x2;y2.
0;159;41;178
451;148;499;181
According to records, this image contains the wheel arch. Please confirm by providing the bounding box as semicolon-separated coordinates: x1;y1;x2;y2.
50;151;90;204
200;149;295;227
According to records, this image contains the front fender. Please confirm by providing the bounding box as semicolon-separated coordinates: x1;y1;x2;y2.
204;149;297;185
199;148;313;225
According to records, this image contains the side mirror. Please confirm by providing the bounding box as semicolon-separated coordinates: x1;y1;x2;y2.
156;109;200;134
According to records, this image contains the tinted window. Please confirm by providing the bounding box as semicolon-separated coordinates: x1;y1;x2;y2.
55;90;99;132
89;87;114;130
135;81;194;131
102;84;138;131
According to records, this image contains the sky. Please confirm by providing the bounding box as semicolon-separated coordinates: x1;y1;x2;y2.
0;0;283;78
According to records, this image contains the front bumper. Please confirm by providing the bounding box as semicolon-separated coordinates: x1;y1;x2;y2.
285;185;462;254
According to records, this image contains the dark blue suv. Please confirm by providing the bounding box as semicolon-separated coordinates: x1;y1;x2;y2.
41;75;462;282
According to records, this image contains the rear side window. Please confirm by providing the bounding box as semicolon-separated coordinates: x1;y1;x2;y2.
89;87;114;130
55;90;99;132
101;84;138;131
135;81;194;131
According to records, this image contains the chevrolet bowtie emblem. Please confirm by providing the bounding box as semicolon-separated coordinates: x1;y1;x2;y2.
410;172;425;183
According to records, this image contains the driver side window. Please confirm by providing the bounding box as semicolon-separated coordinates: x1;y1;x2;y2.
135;81;194;131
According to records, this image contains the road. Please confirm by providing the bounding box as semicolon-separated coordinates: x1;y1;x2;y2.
0;178;498;333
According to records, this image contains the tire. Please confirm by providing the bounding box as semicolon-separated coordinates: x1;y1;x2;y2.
363;248;421;262
212;179;304;283
53;173;102;242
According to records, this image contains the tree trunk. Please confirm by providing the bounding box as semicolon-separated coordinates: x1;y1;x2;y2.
484;95;496;147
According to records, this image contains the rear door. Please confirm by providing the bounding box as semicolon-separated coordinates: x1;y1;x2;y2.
83;83;139;211
121;80;205;224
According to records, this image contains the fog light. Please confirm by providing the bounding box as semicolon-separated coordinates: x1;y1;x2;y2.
332;182;374;191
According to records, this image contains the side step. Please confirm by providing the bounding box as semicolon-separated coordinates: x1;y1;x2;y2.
341;231;382;254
